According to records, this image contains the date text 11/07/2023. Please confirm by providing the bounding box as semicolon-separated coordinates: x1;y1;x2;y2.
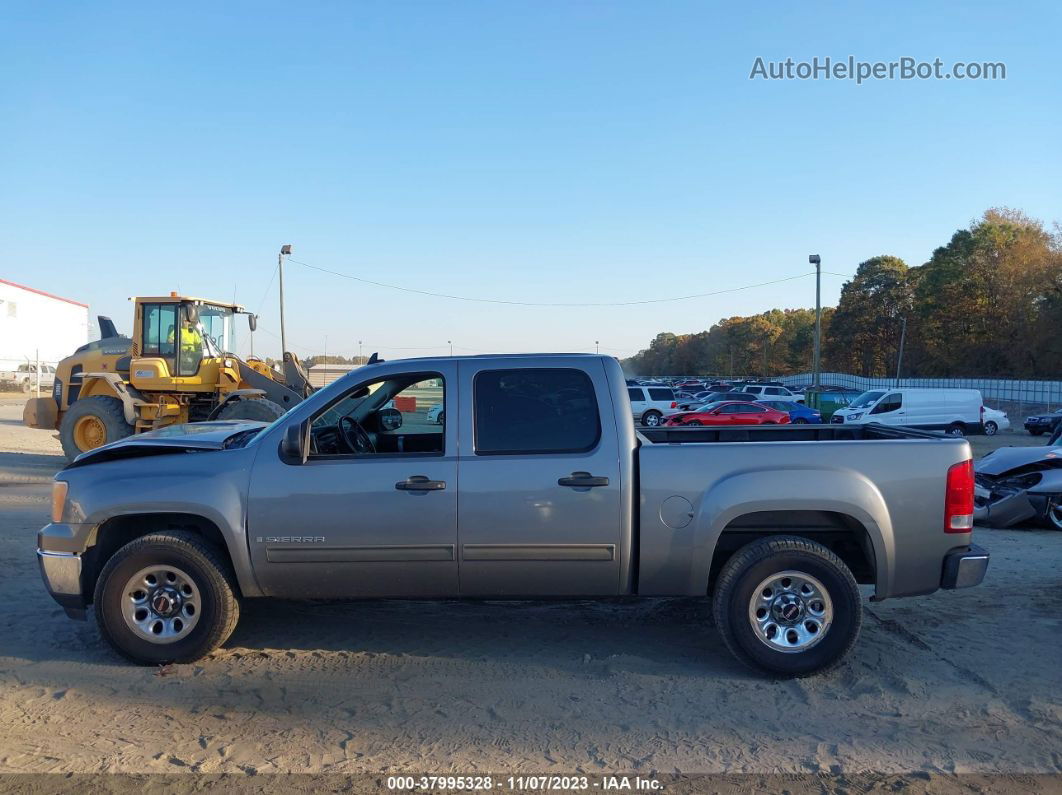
385;775;664;791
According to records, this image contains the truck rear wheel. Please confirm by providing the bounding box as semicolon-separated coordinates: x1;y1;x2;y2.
59;396;134;459
94;531;240;665
711;536;861;677
215;398;287;423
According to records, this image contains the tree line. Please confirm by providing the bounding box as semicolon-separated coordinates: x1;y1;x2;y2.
623;208;1062;378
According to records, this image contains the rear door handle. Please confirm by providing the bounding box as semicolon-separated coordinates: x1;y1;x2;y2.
558;471;610;488
395;475;446;491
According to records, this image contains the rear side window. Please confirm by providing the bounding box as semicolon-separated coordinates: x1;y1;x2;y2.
647;388;674;402
475;368;601;455
627;387;644;402
765;387;785;395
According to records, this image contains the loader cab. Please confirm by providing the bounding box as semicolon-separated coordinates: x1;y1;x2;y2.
132;296;240;388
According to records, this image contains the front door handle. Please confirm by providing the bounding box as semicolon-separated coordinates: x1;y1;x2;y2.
558;471;610;488
395;475;446;491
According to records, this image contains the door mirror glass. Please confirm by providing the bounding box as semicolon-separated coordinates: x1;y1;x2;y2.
377;407;403;431
281;421;309;463
183;302;199;325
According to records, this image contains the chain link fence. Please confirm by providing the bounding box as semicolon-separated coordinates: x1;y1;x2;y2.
0;357;60;394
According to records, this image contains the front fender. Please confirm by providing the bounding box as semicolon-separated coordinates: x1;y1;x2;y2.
693;467;895;598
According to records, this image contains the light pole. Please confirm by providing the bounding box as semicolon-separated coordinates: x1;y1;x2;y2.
448;340;453;356
278;244;292;357
595;340;600;354
358;340;363;361
895;316;907;386
809;254;821;389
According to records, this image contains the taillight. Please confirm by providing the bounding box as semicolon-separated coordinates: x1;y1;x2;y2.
671;402;677;408
944;459;974;533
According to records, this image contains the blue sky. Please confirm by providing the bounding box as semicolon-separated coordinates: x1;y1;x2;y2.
3;1;1059;360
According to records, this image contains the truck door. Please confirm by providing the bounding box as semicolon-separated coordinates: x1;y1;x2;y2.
457;361;623;596
868;392;905;425
246;363;459;598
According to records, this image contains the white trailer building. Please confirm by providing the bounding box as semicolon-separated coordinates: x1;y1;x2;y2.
0;278;89;374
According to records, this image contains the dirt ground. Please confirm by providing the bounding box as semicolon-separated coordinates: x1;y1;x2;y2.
0;396;1059;791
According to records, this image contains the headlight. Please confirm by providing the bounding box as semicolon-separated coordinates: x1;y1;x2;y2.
51;481;68;523
849;412;864;420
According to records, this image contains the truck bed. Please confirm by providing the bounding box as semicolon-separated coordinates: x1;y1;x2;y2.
639;422;944;444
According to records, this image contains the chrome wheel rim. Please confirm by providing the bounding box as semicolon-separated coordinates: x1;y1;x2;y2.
645;414;660;426
984;422;997;436
120;565;201;644
1049;500;1062;530
748;570;833;653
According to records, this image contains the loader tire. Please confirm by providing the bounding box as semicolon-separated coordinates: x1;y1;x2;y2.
59;396;134;459
215;398;287;423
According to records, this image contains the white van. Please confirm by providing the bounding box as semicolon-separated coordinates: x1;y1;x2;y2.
830;388;984;436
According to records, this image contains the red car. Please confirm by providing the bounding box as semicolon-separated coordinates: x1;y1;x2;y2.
664;400;791;426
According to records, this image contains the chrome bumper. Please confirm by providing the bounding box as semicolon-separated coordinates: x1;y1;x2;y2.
941;544;989;589
37;549;87;619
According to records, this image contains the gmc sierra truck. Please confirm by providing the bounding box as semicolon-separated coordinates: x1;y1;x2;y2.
37;354;988;677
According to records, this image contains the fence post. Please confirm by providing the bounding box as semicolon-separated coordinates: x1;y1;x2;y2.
35;349;40;394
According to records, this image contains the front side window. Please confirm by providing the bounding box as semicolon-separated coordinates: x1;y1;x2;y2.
627;387;644;403
309;372;444;457
872;393;903;414
475;368;600;455
141;304;178;371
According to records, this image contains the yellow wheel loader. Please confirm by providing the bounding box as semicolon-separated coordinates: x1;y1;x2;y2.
24;293;315;460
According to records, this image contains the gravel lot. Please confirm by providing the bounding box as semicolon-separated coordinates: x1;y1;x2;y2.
0;396;1059;791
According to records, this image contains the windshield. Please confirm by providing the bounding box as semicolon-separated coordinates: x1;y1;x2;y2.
199;305;236;354
849;390;886;409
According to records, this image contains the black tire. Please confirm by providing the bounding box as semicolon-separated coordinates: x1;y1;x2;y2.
983;421;998;436
94;530;240;665
216;398;287;422
685;419;702;426
1030;430;1045;437
793;418;808;424
21;378;33;393
59;395;134;459
438;411;445;426
642;410;662;427
946;422;966;437
711;536;862;678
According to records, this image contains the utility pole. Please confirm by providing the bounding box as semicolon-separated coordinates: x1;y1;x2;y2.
895;316;907;386
809;254;821;389
278;244;292;357
763;337;769;377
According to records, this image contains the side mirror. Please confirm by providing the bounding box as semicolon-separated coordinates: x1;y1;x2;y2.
378;407;403;431
281;421;309;464
183;302;200;325
248;313;258;332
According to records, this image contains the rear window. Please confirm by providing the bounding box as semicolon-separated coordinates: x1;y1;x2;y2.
647;388;674;401
474;368;601;455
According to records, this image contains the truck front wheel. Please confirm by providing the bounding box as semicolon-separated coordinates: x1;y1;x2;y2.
711;536;861;677
94;531;240;665
59;396;134;459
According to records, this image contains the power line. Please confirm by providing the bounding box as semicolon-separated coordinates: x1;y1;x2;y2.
287;257;847;308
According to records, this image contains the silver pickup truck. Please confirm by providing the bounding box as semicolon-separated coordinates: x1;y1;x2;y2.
37;354;988;677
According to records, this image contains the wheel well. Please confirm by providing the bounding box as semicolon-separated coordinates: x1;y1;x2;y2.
81;513;235;603
709;510;877;593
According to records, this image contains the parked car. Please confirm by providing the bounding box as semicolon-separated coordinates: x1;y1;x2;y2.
675;390;756;411
1024;408;1062;436
741;384;802;401
627;385;677;426
756;399;823;424
665;400;791;426
37;353;988;676
427;403;445;425
974;438;1062;528
981;406;1009;436
831;388;984;436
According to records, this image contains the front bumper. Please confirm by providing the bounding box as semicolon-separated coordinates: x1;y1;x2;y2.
37;549;87;619
941;544;989;589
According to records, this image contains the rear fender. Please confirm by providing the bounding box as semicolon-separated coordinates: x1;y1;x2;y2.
693;468;895;598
